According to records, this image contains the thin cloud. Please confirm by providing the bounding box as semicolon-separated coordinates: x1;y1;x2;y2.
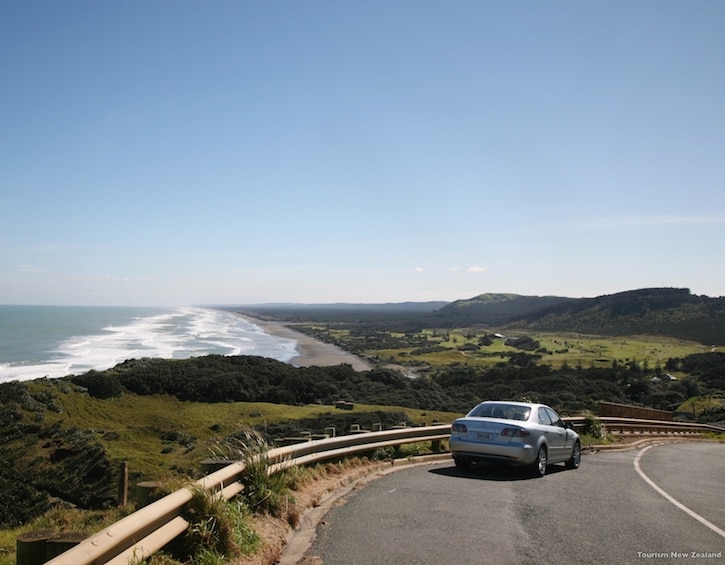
414;267;424;272
466;266;486;273
551;215;725;232
12;264;43;273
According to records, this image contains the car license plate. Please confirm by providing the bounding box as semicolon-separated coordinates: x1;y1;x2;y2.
476;432;494;440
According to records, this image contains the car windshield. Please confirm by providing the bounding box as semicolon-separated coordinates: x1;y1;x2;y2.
468;403;531;421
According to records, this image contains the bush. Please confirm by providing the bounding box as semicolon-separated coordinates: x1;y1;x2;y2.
70;372;123;399
579;412;608;441
0;474;50;526
699;405;725;424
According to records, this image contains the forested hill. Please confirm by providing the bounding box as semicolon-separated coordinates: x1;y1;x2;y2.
433;293;574;326
506;288;725;345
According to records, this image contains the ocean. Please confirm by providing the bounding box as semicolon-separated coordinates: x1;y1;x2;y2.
0;305;298;383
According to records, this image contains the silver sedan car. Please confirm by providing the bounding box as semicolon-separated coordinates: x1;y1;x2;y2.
449;401;581;476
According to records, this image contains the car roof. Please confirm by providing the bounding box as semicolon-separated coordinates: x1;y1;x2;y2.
477;400;545;408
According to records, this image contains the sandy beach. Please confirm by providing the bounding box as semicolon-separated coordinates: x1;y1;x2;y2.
237;314;374;372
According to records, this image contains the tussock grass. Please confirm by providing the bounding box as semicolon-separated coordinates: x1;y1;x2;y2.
178;486;259;562
212;431;298;522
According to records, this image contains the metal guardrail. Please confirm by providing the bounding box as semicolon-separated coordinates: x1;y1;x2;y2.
42;419;722;565
44;424;451;565
567;416;725;436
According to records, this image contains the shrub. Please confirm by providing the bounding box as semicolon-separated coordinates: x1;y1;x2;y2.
699;405;725;424
0;475;50;527
70;372;123;399
579;412;609;441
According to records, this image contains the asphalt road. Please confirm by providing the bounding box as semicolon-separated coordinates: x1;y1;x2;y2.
290;442;725;565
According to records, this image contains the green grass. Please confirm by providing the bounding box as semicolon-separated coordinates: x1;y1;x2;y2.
534;333;708;369
24;379;460;480
362;330;706;370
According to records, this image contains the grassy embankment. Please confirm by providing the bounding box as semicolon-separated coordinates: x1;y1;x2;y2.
24;378;461;478
0;380;460;564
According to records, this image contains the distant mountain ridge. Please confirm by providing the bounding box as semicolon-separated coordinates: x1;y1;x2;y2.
234;288;725;345
236;301;449;312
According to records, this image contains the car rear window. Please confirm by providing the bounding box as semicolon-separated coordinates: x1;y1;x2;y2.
468;404;531;421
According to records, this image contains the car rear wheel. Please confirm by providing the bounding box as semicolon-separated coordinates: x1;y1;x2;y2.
453;457;470;469
532;446;547;477
565;441;581;470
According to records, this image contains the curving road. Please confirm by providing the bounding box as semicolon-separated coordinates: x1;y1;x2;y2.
287;442;725;565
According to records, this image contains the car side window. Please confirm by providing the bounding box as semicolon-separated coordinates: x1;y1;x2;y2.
545;407;564;428
538;408;553;425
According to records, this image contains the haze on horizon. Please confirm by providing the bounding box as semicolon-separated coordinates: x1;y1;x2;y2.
2;2;724;307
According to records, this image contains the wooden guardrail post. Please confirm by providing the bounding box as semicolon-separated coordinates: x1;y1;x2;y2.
200;459;234;475
118;460;128;507
136;481;161;508
45;533;88;561
16;530;88;565
16;529;56;565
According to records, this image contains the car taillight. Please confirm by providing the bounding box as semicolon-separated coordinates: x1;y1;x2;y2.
500;427;529;437
452;422;468;434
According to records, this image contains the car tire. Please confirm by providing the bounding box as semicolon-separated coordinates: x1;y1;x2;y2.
565;440;581;470
453;457;470;470
531;446;547;477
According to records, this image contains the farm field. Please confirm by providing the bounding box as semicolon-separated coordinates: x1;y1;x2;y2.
305;326;709;371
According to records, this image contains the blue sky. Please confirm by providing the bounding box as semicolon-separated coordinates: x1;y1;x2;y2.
2;1;724;306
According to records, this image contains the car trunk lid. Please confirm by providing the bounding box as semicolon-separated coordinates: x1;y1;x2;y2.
459;418;529;444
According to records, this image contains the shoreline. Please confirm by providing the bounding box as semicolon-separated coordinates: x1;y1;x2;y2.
237;313;374;372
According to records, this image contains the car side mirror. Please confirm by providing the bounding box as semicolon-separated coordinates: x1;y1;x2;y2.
564;422;574;430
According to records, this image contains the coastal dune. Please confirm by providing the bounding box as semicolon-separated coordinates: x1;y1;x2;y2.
239;314;373;372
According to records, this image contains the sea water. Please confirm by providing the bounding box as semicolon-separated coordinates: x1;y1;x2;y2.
0;305;298;383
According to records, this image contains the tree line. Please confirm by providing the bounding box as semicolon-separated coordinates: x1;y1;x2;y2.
69;351;725;415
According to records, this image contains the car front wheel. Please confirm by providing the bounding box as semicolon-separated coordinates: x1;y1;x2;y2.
565;441;581;470
532;446;547;477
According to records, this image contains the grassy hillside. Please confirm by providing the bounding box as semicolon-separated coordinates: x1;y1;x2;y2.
0;375;458;563
434;293;574;326
32;379;456;474
507;288;725;345
0;374;459;529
